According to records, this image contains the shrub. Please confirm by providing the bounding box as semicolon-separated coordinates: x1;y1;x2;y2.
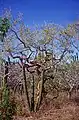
0;83;16;120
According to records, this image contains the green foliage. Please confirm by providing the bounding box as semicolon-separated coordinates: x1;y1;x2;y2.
0;17;11;42
0;83;16;120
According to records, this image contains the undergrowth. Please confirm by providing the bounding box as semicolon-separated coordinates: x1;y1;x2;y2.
0;83;16;120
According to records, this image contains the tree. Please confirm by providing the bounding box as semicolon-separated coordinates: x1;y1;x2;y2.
0;9;78;112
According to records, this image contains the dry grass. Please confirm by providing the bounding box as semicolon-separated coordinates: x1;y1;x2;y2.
13;92;79;120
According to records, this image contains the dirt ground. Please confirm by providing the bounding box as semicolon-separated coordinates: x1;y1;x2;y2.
13;93;79;120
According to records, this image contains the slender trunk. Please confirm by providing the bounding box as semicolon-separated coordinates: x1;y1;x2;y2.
35;70;45;111
22;65;30;110
30;74;35;111
4;61;8;86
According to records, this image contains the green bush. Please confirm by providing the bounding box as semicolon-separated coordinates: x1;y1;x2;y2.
0;84;16;120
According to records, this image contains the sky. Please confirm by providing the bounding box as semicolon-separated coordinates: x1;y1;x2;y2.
0;0;79;27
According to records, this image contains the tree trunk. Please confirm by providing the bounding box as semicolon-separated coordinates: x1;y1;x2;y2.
22;65;30;111
30;74;35;111
4;61;8;86
35;70;45;111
